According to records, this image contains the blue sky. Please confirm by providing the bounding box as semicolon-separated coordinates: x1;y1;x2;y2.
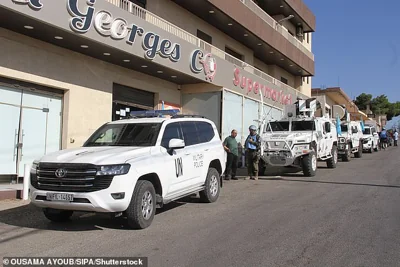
303;0;399;102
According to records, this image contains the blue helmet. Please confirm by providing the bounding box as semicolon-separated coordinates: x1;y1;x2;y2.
249;125;257;131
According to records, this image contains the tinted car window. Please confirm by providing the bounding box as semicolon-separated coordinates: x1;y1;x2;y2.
161;123;182;148
84;123;161;147
196;122;214;143
180;121;200;146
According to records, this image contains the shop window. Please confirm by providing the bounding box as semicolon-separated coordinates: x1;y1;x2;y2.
161;123;183;148
197;30;212;44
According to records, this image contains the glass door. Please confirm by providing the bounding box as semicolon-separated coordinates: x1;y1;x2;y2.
0;87;22;175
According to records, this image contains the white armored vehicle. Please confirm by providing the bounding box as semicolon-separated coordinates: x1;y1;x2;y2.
260;98;339;177
335;106;364;161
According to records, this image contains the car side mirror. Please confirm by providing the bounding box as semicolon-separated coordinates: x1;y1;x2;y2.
169;138;185;150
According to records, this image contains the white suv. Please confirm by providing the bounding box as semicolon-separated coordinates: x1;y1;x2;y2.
362;125;379;153
30;111;226;229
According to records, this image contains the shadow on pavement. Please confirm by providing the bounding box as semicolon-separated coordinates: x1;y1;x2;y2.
275;178;400;189
0;196;200;232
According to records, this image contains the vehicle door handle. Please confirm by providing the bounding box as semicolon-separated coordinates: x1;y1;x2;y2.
185;153;190;155
204;149;209;151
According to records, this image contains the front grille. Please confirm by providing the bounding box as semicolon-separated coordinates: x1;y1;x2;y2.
31;163;114;193
270;156;287;165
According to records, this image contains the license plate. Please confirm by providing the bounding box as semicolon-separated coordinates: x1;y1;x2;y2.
46;193;74;202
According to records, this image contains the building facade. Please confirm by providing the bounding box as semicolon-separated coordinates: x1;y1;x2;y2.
0;0;315;179
311;87;370;122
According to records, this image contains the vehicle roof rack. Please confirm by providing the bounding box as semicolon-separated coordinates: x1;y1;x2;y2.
171;114;206;119
128;109;180;118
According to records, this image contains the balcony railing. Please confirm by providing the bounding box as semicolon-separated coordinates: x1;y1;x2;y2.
239;0;314;60
106;0;306;97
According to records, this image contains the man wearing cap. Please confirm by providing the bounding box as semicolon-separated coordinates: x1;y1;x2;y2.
245;125;262;180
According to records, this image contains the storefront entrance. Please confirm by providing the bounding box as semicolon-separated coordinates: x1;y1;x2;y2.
0;81;62;180
112;83;155;120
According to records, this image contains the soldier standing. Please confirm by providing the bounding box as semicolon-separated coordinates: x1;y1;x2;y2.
245;125;261;180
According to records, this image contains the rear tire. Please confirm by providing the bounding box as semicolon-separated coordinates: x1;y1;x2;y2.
43;208;73;222
326;145;338;168
126;180;156;229
302;151;317;177
200;168;221;203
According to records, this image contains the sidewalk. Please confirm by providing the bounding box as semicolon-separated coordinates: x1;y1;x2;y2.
0;183;23;201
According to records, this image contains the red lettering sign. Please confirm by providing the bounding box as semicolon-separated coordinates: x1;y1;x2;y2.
232;68;292;105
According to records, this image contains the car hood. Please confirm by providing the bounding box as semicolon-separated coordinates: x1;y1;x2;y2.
36;146;152;165
263;132;313;143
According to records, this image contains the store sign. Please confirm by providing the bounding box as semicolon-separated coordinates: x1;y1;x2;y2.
190;49;217;82
67;0;181;62
11;0;42;10
233;68;292;105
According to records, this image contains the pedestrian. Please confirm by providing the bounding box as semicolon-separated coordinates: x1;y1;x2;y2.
223;130;239;180
244;125;261;180
394;130;398;146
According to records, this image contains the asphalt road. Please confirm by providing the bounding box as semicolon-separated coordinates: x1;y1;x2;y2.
1;147;400;267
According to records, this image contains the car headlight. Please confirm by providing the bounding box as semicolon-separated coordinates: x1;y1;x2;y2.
96;164;130;176
294;145;309;151
31;162;38;173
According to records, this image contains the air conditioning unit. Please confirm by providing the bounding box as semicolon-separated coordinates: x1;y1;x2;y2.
296;26;304;37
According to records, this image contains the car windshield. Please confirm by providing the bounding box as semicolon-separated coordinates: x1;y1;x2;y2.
291;121;315;131
340;124;348;132
83;123;162;147
268;121;289;131
363;128;371;134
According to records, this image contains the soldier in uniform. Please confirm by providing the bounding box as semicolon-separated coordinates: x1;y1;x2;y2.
244;125;262;180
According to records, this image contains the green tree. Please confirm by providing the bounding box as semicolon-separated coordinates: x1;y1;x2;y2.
371;95;391;115
387;101;400;120
354;93;373;110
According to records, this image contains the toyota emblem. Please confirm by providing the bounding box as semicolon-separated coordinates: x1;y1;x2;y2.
55;168;67;178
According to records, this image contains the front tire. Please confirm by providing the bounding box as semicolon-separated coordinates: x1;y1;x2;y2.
302;151;317;177
199;168;220;203
43;208;73;222
126;180;156;229
355;142;363;158
326;145;338;168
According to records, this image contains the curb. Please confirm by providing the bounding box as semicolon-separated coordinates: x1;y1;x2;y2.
0;189;22;201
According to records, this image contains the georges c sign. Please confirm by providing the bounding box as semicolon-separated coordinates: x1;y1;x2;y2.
67;0;181;62
11;0;42;10
233;68;292;105
190;49;217;82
